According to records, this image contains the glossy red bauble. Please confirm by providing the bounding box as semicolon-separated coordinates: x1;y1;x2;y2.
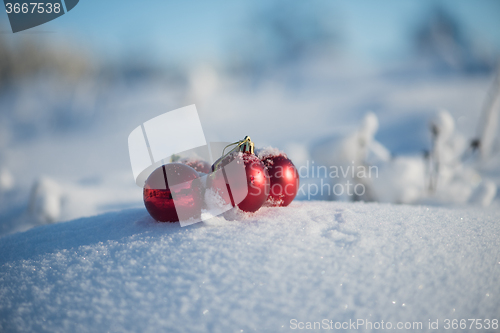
260;154;299;207
180;157;211;174
208;152;270;212
143;163;202;222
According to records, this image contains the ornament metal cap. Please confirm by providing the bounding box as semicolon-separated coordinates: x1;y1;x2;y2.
239;136;255;154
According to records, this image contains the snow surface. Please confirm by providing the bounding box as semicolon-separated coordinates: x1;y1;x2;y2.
1;201;499;332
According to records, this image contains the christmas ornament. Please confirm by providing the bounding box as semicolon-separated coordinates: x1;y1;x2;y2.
179;156;211;174
143;163;202;222
208;136;270;213
258;149;299;207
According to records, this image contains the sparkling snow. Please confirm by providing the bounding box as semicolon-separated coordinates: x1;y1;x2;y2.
1;202;499;332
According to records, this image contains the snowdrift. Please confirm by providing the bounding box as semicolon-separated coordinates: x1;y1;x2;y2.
0;202;499;332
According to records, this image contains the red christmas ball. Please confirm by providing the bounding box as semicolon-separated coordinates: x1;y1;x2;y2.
260;153;299;207
143;163;202;222
179;157;211;174
208;152;270;213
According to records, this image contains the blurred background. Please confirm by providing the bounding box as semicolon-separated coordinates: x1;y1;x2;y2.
1;0;500;235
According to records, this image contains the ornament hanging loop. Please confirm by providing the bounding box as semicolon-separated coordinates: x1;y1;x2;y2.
213;136;255;171
221;136;254;156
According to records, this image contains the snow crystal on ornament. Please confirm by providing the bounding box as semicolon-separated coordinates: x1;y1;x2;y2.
255;147;287;161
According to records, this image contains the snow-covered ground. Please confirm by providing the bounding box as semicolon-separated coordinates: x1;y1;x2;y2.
1;201;499;332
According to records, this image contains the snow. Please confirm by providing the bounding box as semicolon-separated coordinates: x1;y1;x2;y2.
256;146;287;160
28;177;64;224
308;109;498;206
1;66;499;235
371;156;427;204
1;7;499;331
1;201;499;332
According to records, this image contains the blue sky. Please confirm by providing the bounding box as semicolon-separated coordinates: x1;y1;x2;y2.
1;0;499;65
